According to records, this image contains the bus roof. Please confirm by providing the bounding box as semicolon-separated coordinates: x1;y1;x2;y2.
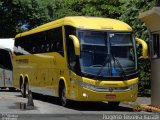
0;38;14;51
15;16;132;38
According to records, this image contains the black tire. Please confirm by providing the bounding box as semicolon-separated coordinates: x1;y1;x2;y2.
108;102;120;108
20;82;26;98
9;87;16;92
25;82;29;98
60;84;69;107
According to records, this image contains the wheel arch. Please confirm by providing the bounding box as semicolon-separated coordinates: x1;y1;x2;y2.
58;77;67;97
24;74;30;84
19;74;24;86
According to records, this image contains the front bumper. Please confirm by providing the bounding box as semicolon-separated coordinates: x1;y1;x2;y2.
75;85;137;102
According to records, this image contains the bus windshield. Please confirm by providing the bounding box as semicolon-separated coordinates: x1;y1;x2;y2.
78;30;137;78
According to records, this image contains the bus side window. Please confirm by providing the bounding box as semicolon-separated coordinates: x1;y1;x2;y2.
46;44;50;52
54;28;64;55
32;46;36;53
69;39;76;70
56;41;60;50
46;28;64;55
52;39;57;52
50;44;54;51
41;45;45;53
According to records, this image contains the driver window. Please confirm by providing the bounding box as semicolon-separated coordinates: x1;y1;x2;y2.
65;26;76;70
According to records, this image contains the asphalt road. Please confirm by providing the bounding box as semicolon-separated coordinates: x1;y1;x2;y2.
0;90;159;120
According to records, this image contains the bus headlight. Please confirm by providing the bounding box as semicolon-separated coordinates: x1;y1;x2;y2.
82;93;88;98
77;80;94;89
128;83;138;90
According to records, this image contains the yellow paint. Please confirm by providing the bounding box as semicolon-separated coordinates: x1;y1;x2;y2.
13;16;143;103
69;35;80;55
15;16;132;38
136;38;148;58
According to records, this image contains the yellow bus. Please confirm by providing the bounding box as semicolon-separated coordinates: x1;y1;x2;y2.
13;16;147;107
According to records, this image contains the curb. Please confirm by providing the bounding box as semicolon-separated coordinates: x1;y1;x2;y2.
133;104;160;112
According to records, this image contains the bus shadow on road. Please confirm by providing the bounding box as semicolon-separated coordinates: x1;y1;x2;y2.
32;92;61;105
32;92;133;112
68;102;133;111
0;88;19;92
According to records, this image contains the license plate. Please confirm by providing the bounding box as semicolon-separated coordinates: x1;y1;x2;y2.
106;94;116;99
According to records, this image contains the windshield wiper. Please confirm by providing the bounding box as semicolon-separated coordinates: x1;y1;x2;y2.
95;53;127;80
111;54;127;80
95;53;111;78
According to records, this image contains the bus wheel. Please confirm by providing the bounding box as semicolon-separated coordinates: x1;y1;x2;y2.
20;82;26;98
25;82;29;97
60;84;69;107
108;102;120;108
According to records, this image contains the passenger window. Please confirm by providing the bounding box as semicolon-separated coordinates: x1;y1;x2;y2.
46;27;64;55
41;45;45;53
15;27;64;55
46;44;50;52
32;46;36;53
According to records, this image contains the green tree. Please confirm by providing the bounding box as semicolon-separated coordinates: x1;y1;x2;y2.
17;0;48;30
0;0;156;96
0;0;21;37
45;0;80;19
156;0;160;6
44;0;123;19
0;0;49;37
119;0;155;96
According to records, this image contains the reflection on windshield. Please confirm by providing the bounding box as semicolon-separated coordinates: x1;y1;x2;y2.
110;33;135;75
78;31;136;78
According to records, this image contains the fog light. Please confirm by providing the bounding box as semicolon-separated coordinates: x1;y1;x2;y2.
82;93;88;98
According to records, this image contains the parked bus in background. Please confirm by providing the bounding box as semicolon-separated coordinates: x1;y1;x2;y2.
13;16;147;107
0;38;14;89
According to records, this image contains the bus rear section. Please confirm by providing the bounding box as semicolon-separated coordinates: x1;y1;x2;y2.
0;48;13;88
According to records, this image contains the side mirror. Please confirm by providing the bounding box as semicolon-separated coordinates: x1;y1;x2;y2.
135;37;148;59
69;35;80;55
